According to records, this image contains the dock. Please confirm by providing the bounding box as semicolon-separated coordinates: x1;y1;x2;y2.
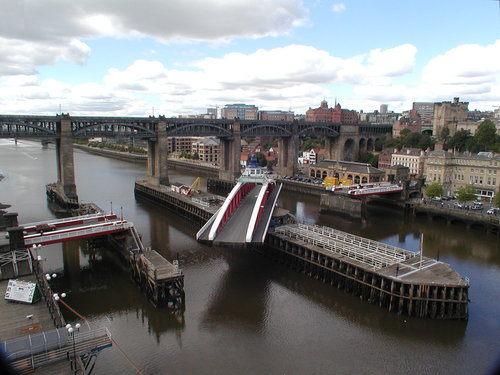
265;223;469;319
130;249;184;309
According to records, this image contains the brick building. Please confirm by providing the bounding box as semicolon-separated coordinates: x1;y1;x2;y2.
305;100;358;124
191;137;220;163
222;104;258;120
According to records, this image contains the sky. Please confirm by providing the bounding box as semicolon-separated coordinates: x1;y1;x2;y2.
0;0;499;117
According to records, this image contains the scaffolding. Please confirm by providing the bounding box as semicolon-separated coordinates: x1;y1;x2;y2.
275;224;417;270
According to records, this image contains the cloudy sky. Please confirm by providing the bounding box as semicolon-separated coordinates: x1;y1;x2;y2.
0;0;499;117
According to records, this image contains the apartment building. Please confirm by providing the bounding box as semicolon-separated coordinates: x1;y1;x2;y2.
191;137;220;163
391;148;427;177
222;104;258;120
424;151;500;200
168;137;197;154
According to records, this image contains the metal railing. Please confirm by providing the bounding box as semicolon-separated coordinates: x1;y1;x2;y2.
24;221;132;246
275;224;417;270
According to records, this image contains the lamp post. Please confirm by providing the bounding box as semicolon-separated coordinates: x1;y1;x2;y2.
65;322;81;373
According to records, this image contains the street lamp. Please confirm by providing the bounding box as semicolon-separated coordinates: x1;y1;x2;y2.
65;322;80;372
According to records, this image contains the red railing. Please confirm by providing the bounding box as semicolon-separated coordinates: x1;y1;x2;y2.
253;183;275;233
217;182;256;233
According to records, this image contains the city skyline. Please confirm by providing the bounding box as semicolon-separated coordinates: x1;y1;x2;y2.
0;0;498;117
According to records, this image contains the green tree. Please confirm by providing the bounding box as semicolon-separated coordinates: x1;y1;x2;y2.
358;152;378;167
439;126;451;142
256;152;268;167
424;183;444;198
474;119;497;151
262;137;278;150
299;137;324;151
446;129;472;152
493;193;500;208
456;185;477;203
374;136;386;151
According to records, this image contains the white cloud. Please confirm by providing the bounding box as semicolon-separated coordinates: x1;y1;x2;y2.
0;0;307;77
332;3;346;13
1;40;499;116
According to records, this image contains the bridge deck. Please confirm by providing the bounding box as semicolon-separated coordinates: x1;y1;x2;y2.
214;185;261;244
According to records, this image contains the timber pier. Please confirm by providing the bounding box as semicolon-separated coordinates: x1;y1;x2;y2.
265;224;469;319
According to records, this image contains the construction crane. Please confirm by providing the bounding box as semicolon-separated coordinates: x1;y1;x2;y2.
187;177;202;195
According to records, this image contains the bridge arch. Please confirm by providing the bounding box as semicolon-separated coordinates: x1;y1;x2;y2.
72;122;157;138
298;125;339;138
241;124;291;137
166;123;232;137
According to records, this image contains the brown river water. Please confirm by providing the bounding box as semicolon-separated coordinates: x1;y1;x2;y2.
0;139;499;375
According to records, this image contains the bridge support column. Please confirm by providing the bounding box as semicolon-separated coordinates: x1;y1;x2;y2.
219;120;241;181
325;137;339;160
278;122;298;177
56;114;78;201
147;117;169;186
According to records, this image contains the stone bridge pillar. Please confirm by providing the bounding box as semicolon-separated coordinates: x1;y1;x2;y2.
334;125;359;162
324;137;339;160
219;120;241;181
56;114;78;201
278;122;298;177
147;116;169;186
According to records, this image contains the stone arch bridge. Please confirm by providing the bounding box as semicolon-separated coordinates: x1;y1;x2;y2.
0;114;391;204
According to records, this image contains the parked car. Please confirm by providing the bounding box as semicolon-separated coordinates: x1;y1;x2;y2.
432;196;442;201
487;207;499;215
453;202;464;208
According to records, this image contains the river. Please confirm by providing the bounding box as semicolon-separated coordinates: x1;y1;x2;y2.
1;139;499;375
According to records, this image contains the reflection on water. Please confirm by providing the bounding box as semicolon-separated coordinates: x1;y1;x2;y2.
1;140;499;375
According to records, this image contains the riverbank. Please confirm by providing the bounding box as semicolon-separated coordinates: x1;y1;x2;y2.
74;144;147;162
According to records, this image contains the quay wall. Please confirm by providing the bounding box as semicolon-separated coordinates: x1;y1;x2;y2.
134;181;213;224
263;231;469;320
278;179;325;196
320;192;364;220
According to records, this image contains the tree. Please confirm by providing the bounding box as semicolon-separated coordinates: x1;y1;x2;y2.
425;183;444;198
474;120;497;151
255;152;268;167
445;129;472;152
439;126;451;142
358;152;378;167
493;193;500;208
456;185;477;203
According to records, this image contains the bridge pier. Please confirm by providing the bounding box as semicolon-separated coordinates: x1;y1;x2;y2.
55;114;78;202
219;120;241;181
278;123;298;177
147;117;169;186
324;137;339;160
